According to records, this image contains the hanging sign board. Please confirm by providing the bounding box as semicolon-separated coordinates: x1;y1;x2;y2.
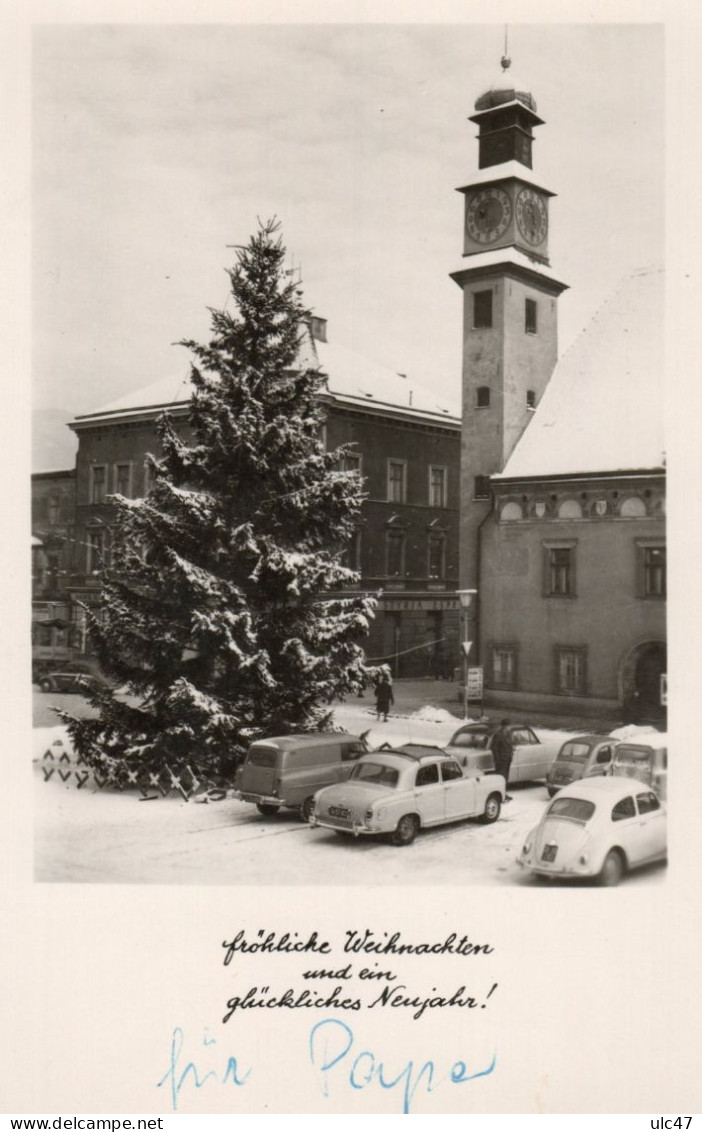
466;665;484;700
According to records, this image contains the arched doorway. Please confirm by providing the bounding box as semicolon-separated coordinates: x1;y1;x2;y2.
620;641;667;724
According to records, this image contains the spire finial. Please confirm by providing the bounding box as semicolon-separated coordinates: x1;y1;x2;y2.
501;24;511;71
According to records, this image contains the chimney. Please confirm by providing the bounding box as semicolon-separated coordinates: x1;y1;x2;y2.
308;315;328;343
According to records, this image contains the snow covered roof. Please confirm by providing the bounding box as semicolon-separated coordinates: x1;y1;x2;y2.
456;161;555;197
450;245;567;292
495;265;665;480
72;325;461;429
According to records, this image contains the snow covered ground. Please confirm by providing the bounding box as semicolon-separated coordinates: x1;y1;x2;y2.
32;703;665;887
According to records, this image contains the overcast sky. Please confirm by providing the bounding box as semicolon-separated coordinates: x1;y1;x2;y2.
32;21;664;458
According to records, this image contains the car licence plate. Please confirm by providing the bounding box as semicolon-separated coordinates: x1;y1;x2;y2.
541;844;558;863
329;806;350;819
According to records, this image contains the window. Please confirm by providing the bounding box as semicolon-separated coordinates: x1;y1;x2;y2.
341;528;362;573
473;290;493;329
525;298;538;334
428;534;446;579
86;528;105;574
526;389;536;410
428;465;447;507
638;543;665;597
90;465;107;504
338;450;362;475
612;796;636;822
543;542;576;596
476;386;491;408
440;760;463;782
415;764;439;787
637;791;661;815
115;463;132;497
490;645;517;689
47;496;59;525
386;530;405;576
555;647;587;696
387;460;407;503
474;475;491;500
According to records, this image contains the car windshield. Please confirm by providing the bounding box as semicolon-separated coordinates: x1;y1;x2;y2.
449;732;489;749
559;741;592;761
547;797;596;823
350;762;399;788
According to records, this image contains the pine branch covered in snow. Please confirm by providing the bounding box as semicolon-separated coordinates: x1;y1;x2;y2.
61;219;376;783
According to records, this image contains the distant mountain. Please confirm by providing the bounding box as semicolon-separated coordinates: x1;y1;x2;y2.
32;409;77;474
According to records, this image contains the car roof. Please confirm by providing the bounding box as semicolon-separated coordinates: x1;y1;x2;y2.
252;733;361;749
451;721;529;736
559;733;616;746
360;745;449;767
615;733;668;751
552;776;653;801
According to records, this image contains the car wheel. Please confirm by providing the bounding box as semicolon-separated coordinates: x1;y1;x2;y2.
390;814;419;847
299;796;315;823
39;678;52;693
256;803;280;817
598;849;625;887
481;793;502;824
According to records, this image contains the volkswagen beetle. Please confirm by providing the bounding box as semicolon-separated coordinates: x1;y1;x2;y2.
517;776;667;886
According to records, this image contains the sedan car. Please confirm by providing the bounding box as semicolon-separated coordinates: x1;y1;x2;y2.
445;721;562;784
309;744;505;846
37;671;106;694
517;776;667;886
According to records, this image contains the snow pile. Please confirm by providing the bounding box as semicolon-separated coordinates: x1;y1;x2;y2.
408;705;466;726
609;724;659;741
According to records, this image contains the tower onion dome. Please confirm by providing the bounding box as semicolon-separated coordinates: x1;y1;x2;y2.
474;55;537;113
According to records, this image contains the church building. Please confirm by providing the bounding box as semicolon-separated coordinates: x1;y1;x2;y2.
451;59;666;722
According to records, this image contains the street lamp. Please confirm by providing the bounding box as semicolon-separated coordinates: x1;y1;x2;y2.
456;588;477;721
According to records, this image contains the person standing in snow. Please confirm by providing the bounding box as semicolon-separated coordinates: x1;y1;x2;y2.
491;719;514;801
375;674;394;722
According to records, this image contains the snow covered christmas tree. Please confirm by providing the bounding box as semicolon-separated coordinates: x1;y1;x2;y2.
62;220;376;783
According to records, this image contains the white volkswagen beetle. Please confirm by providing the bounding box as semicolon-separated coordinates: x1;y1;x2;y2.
309;745;505;846
517;776;667;886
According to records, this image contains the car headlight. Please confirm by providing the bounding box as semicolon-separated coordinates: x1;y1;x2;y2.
364;808;374;821
522;839;532;856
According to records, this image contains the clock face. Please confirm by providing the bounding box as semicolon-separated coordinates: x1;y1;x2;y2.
466;187;512;245
516;188;548;246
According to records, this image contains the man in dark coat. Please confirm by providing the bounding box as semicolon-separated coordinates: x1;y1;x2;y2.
491;718;514;801
375;675;394;722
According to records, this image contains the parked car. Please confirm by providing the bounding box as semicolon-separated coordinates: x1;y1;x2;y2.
610;732;667;801
517;776;667;886
309;744;505;846
546;734;620;797
37;670;107;694
445;721;562;783
233;732;369;820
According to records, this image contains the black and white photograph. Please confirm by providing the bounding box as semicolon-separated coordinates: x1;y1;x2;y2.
5;2;701;1118
31;20;666;888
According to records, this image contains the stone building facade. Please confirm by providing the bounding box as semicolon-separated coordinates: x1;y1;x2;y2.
53;319;462;679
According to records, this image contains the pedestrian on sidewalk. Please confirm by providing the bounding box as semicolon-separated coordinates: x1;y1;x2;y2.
375;674;394;722
491;718;514;801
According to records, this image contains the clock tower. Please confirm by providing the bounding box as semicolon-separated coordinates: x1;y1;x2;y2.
450;56;568;651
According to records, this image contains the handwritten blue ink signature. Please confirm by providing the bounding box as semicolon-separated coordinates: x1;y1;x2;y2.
157;1019;496;1114
309;1017;496;1114
157;1026;251;1110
